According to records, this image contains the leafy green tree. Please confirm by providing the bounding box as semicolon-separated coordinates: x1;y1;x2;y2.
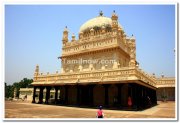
5;78;33;98
5;83;14;98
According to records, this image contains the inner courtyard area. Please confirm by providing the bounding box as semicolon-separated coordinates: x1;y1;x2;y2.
5;101;175;118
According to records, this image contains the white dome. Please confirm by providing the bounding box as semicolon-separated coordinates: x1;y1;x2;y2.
79;16;122;33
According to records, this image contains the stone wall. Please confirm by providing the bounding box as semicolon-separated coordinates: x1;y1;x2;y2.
157;87;175;101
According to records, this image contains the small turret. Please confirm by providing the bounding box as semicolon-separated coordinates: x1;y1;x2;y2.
152;73;156;78
34;64;39;76
90;28;94;36
129;35;136;67
111;10;118;29
34;64;39;80
79;31;83;40
101;25;106;34
62;26;69;45
71;33;76;42
161;73;164;78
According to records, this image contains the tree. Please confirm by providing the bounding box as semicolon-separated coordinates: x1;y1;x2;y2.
5;78;33;98
5;83;14;98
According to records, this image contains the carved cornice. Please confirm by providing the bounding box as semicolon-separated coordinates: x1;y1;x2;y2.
32;67;159;89
61;32;130;58
60;46;130;59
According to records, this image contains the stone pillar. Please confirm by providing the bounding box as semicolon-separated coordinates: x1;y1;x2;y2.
141;86;145;108
127;83;133;108
65;85;69;105
142;86;147;108
76;85;81;106
152;89;157;105
117;84;122;108
89;84;95;106
136;84;140;109
104;84;109;107
45;86;51;104
128;84;131;97
154;90;157;105
151;89;154;105
32;86;37;103
138;85;143;110
38;87;44;104
132;83;137;109
54;87;59;104
140;85;143;109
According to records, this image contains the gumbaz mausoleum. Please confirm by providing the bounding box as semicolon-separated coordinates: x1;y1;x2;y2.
30;11;175;110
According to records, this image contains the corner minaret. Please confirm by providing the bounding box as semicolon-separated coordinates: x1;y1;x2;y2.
111;10;118;29
34;64;39;80
62;26;68;45
129;35;136;67
71;33;76;42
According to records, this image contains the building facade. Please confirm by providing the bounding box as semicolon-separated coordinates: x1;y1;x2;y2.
19;88;59;102
31;11;175;110
156;77;175;101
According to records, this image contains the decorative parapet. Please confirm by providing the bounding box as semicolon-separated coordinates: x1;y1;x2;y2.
156;77;175;88
135;68;157;87
19;88;33;92
32;65;175;89
33;68;135;84
32;67;157;88
61;32;130;57
19;88;56;92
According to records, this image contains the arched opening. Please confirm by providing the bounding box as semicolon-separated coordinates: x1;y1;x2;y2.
93;84;105;106
59;86;65;104
121;84;129;107
68;86;77;105
108;84;118;107
80;85;90;105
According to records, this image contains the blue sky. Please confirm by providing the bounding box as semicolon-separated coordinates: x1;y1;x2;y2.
5;5;175;85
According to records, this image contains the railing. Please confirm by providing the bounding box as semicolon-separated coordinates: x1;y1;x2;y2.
62;32;118;55
19;88;33;91
34;67;135;81
156;78;175;87
33;67;158;87
135;69;157;87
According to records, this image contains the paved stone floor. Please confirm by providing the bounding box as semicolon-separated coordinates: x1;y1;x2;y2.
5;101;175;118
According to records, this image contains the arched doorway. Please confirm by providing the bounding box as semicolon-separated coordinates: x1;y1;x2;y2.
93;84;105;106
108;84;118;107
59;86;65;104
121;83;132;107
68;86;77;105
80;85;90;105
